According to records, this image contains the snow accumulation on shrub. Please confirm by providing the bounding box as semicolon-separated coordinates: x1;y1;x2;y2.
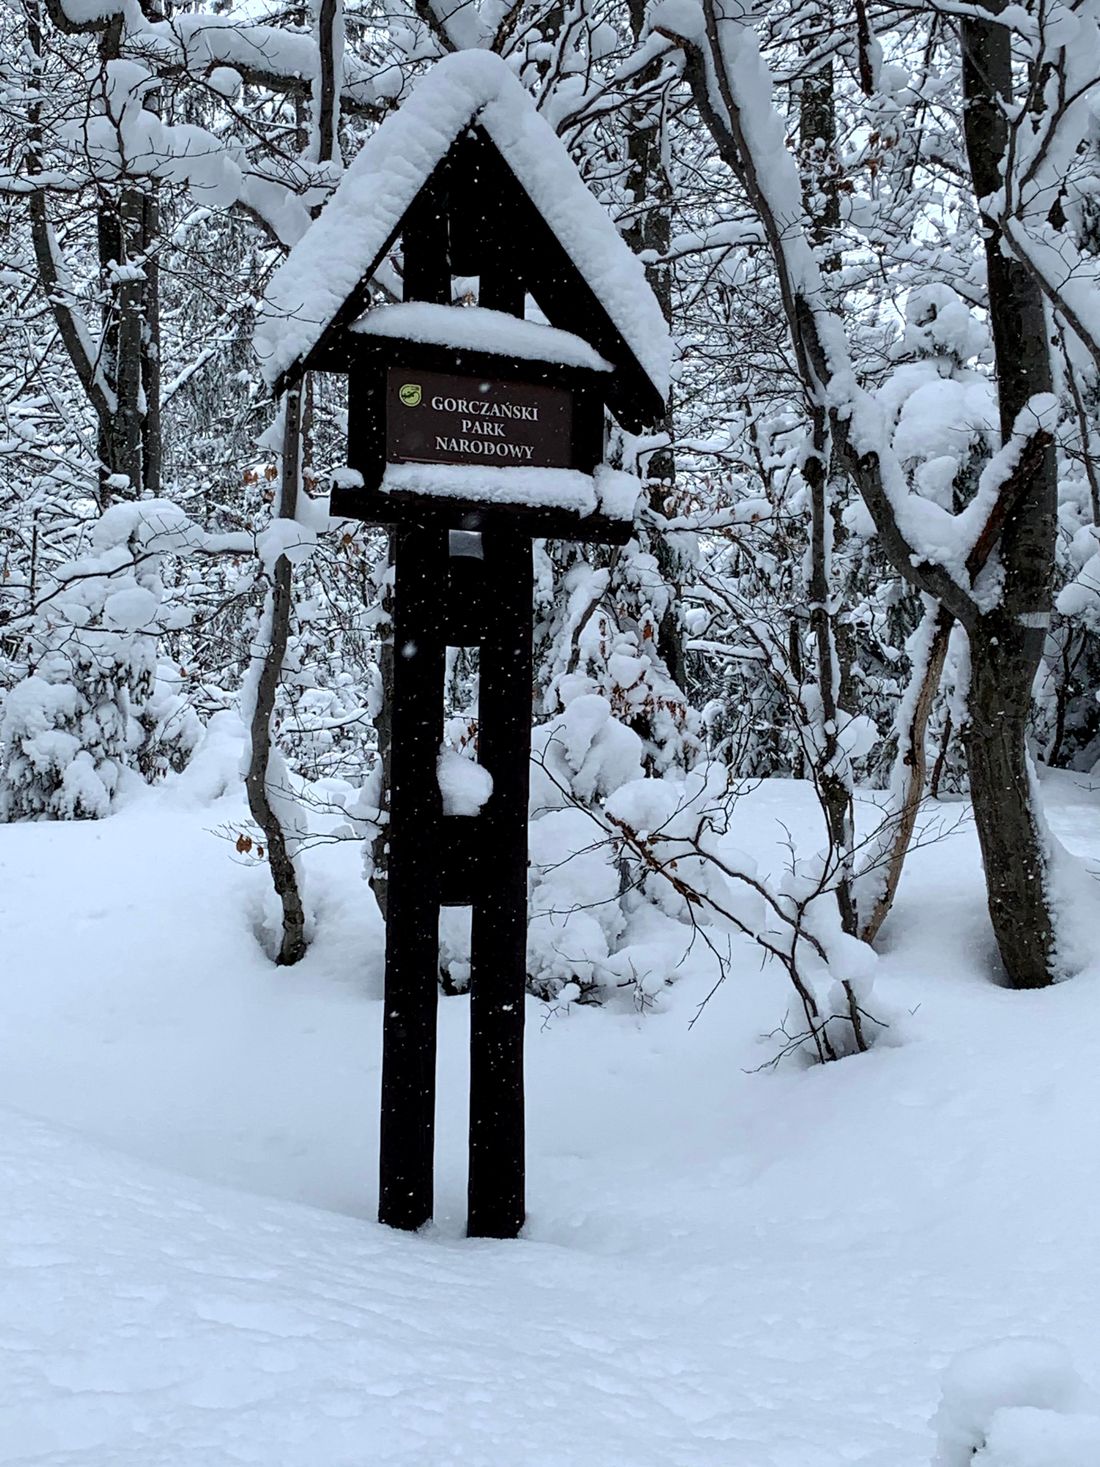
0;501;206;820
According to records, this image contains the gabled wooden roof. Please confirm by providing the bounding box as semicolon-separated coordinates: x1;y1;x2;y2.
255;52;670;433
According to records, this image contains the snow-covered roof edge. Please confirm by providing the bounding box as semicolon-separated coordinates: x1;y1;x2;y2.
254;51;671;403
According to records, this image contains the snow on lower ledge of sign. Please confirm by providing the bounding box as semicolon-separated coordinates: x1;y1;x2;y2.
380;461;639;521
352;303;612;373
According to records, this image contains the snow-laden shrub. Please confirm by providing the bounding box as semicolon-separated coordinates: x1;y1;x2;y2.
432;679;877;1054
524;688;753;1009
0;500;202;820
138;664;204;780
536;552;699;777
438;687;648;1001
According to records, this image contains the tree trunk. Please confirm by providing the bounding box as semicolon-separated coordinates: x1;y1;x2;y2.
960;6;1059;987
798;38;855;934
95;23;146;499
245;386;309;966
140;183;161;499
859;607;951;945
964;617;1056;986
244;5;344;963
624;0;686;691
804;449;857;935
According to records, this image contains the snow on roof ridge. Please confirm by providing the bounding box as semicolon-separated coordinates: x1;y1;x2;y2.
254;51;670;401
351;302;613;372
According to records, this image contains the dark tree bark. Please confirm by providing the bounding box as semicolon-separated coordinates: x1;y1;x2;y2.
797;25;856;933
26;8;160;503
623;0;687;691
245;384;309;967
245;1;344;964
139;182;161;496
94;22;149;500
95;184;145;496
959;5;1059;986
804;450;857;936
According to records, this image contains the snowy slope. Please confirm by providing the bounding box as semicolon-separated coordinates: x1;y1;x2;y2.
3;766;1100;1465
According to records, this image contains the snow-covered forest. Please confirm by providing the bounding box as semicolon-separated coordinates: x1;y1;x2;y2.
4;0;1100;1460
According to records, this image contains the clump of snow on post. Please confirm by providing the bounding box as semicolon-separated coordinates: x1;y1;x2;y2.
352;303;613;372
933;1339;1092;1467
254;50;671;400
437;745;493;816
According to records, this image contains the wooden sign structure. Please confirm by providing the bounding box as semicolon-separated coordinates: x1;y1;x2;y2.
257;52;669;1239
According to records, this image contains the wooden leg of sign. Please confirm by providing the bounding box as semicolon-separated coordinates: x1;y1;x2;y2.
378;524;447;1232
467;529;533;1240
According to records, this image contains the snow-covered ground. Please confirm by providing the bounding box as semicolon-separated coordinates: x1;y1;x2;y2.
3;759;1100;1465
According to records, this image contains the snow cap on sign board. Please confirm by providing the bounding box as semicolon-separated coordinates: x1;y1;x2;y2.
351;302;613;373
253;50;671;409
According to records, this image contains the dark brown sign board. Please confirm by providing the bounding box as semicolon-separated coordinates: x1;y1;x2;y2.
385;368;573;470
331;348;627;542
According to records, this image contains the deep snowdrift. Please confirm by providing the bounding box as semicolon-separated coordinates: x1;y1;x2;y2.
2;764;1100;1465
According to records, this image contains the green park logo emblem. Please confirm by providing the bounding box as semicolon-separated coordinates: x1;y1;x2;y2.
399;383;422;407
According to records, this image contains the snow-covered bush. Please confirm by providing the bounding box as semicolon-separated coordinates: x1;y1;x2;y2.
138;665;204;781
0;501;201;820
431;674;874;1054
536;547;699;778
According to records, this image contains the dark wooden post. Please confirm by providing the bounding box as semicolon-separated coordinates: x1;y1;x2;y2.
467;528;533;1238
377;523;447;1230
377;170;452;1232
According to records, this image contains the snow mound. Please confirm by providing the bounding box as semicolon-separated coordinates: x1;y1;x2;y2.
934;1339;1091;1466
974;1407;1100;1466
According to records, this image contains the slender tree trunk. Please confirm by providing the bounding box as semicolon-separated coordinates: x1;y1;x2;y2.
963;619;1055;985
245;387;308;966
95;22;146;499
860;607;951;944
798;29;855;933
140;188;161;498
804;449;857;935
624;0;686;690
960;5;1059;986
244;0;343;962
